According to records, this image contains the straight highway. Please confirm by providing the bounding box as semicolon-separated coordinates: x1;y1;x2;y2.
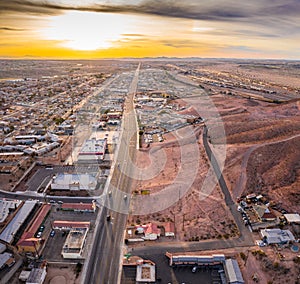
83;64;140;284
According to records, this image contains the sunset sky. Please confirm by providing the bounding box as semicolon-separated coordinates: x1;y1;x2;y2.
0;0;299;59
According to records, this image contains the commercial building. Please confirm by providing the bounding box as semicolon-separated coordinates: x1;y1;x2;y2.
78;138;107;162
224;259;245;284
260;228;295;245
0;200;37;244
62;228;88;259
51;173;97;191
17;204;51;254
61;202;96;213
167;253;225;266
136;260;156;284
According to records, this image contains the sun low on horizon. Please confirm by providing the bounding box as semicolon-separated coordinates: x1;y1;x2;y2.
40;11;132;51
0;0;299;59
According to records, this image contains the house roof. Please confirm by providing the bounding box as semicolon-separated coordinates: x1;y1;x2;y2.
145;223;161;235
261;212;276;220
164;222;175;233
17;238;39;247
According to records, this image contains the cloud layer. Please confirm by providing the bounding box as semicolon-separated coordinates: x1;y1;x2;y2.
1;0;299;22
0;0;299;58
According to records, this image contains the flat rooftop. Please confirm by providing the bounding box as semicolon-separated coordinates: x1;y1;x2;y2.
0;200;37;243
0;199;22;223
63;228;88;250
79;138;107;155
136;263;155;282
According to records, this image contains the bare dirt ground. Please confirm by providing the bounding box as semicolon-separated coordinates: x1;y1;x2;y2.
129;125;238;241
212;94;300;211
44;264;81;284
241;246;300;284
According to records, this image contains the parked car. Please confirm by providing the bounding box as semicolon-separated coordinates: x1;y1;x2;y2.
39;225;45;232
36;231;42;238
50;230;55;237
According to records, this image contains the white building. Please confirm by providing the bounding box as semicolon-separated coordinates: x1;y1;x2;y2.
78;138;107;162
136;260;156;284
51;173;97;191
62;228;89;259
260;228;295;245
224;259;245;284
284;213;300;224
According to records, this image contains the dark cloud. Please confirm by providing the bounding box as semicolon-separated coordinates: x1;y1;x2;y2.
0;27;26;31
0;0;299;26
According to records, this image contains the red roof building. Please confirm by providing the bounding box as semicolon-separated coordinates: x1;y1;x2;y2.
61;202;96;212
164;222;175;237
17;204;51;253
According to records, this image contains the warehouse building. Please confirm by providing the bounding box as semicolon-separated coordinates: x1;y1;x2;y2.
0;200;37;244
224;259;245;284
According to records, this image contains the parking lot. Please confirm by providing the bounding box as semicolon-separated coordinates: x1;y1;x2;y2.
41;204;98;262
122;253;223;284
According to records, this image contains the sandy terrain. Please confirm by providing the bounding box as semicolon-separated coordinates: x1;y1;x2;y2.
44;263;81;284
129;125;238;241
211;94;300;211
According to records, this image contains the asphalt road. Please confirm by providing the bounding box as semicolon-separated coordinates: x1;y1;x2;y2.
83;64;140;284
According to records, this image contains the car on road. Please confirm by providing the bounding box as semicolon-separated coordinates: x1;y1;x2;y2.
106;215;111;221
49;200;56;204
124;195;127;200
192;266;197;273
50;230;55;237
57;201;63;204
